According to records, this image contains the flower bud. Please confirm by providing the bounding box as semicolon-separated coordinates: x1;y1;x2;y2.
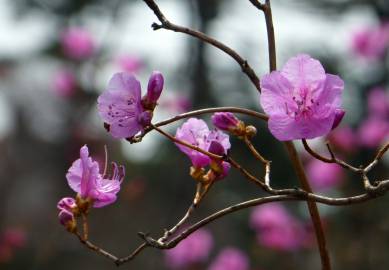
211;112;240;131
57;197;77;212
58;209;77;232
245;125;257;138
331;109;345;130
145;71;164;107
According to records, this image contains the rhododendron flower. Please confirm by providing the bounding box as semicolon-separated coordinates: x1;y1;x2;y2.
209;247;249;270
250;203;308;251
98;72;164;139
358;117;389;148
52;69;77;97
328;126;357;153
306;159;344;191
164;228;213;269
116;55;143;73
260;54;344;141
367;87;389;117
61;27;95;60
351;23;389;60
175;118;230;168
66;145;124;208
98;73;146;139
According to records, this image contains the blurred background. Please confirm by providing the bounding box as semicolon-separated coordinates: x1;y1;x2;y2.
0;0;388;269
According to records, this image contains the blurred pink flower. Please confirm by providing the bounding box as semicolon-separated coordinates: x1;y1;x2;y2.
61;27;95;60
260;54;344;140
306;158;344;191
52;69;77;97
116;55;143;73
250;203;307;251
0;228;26;263
367;87;389;118
164;228;213;269
358;117;389;148
66;145;125;208
351;23;389;60
328;126;357;153
208;247;249;270
160;94;192;113
175;118;230;168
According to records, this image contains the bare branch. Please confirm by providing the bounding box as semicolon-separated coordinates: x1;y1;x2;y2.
142;0;261;92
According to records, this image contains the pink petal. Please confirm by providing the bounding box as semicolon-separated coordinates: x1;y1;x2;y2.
281;54;326;91
260;71;295;116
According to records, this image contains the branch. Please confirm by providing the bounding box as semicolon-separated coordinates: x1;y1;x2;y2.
142;0;261;92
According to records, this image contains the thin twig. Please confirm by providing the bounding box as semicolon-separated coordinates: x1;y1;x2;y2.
132;107;268;142
302;139;361;172
142;0;261;92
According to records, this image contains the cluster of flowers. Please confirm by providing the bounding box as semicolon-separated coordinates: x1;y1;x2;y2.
164;228;250;270
57;53;350;265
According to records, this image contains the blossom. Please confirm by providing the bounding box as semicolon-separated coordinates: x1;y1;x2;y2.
358;117;389;148
164;228;213;269
208;247;249;270
52;69;77;98
175;118;230;168
367;87;389;118
328;126;357;153
98;72;145;139
260;54;344;141
306;159;344;191
351;23;389;60
61;27;95;60
250;203;308;251
66;145;124;208
116;55;143;73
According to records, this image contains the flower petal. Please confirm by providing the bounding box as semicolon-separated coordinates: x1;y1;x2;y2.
281;54;326;91
260;71;295;115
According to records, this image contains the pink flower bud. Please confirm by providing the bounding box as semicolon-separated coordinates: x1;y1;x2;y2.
58;209;74;227
211;112;240;131
331;109;345;130
146;71;164;104
57;197;76;212
52;70;77;98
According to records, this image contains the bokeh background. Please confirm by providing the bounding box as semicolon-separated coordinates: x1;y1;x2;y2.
0;0;388;269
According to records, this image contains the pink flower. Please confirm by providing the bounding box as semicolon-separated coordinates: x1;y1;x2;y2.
358;117;389;148
208;247;249;270
351;23;389;60
328;126;357;153
52;69;77;97
66;145;124;208
175;118;230;168
116;55;143;73
260;54;344;141
98;72;164;139
164;228;213;269
250;203;307;251
61;27;95;60
98;72;146;139
367;87;389;118
306;159;344;191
